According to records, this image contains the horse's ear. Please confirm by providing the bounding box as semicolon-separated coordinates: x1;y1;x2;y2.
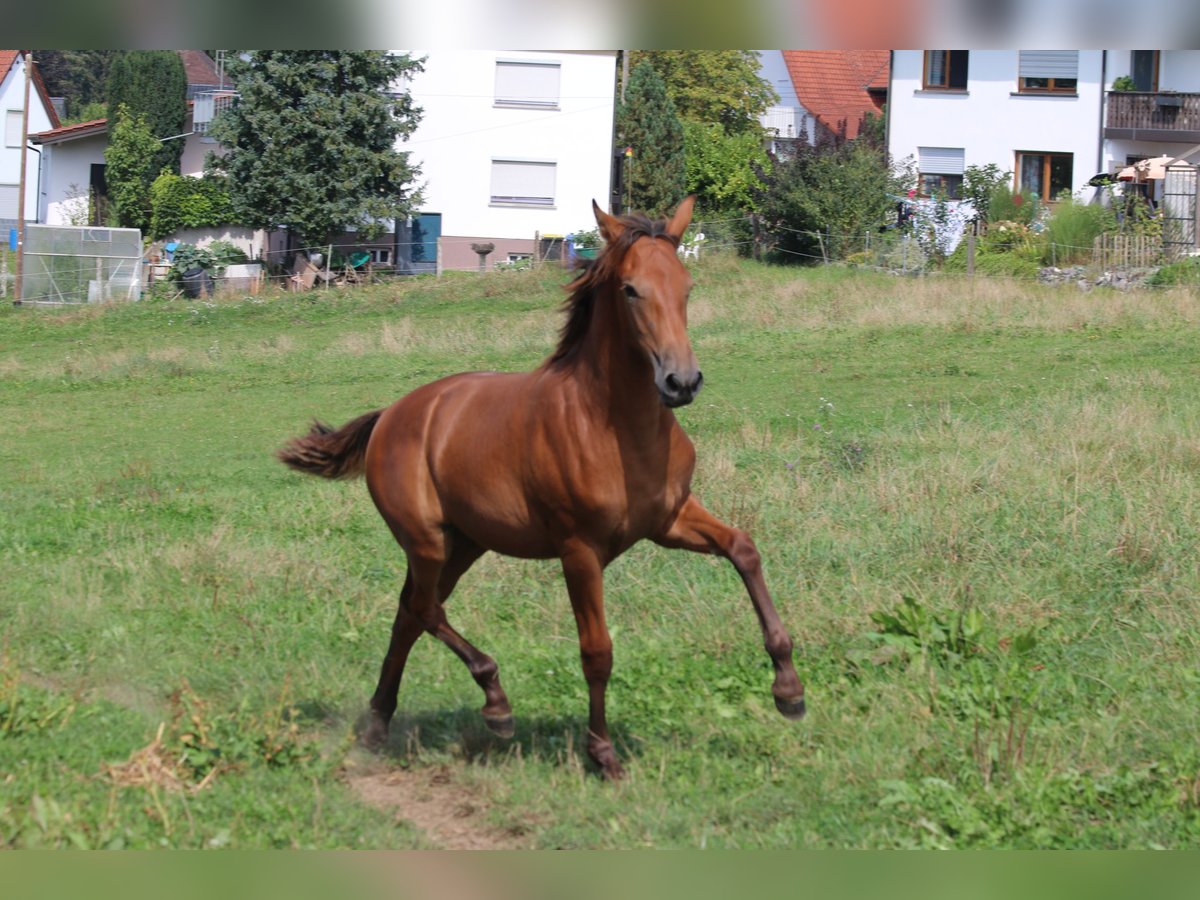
666;195;696;240
593;199;625;242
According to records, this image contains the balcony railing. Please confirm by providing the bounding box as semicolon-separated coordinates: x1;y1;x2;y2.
1105;91;1200;140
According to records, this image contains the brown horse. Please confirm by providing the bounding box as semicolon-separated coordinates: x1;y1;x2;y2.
278;197;804;779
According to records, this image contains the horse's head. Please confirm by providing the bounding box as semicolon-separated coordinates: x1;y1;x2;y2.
593;196;703;408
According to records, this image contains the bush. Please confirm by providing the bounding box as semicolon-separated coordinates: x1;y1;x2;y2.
987;184;1042;227
943;221;1044;278
149;174;235;240
1042;195;1114;265
1147;256;1200;287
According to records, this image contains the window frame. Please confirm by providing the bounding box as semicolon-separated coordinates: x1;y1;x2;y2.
1131;50;1160;92
922;51;969;91
917;173;964;199
1017;76;1078;94
1015;151;1074;202
1016;51;1079;95
917;146;965;199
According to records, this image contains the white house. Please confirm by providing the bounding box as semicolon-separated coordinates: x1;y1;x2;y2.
397;50;618;273
34;103;216;229
889;50;1200;197
1101;50;1200;176
1;51;60;228
759;50;888;149
888;51;1106;204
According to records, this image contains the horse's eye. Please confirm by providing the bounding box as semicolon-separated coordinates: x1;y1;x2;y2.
623;284;639;301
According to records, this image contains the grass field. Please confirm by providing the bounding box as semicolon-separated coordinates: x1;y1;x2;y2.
2;257;1199;848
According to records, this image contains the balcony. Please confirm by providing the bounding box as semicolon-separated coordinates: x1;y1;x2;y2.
1105;91;1200;142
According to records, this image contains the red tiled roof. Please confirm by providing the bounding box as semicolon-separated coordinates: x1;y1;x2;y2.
781;51;889;141
32;117;107;143
179;50;223;87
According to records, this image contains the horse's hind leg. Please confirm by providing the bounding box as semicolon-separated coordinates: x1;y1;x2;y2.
364;538;504;747
397;540;515;738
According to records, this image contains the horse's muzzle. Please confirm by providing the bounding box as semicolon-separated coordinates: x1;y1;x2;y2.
659;370;703;408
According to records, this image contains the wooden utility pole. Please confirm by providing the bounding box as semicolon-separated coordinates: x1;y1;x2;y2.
13;50;32;305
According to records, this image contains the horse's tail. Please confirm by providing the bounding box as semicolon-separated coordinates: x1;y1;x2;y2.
276;409;382;480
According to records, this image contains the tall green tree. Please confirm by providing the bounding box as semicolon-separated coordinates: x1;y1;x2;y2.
103;104;161;230
106;51;188;176
616;62;686;218
626;52;777;219
626;51;777;136
206;51;424;247
682;121;770;216
35;51;117;123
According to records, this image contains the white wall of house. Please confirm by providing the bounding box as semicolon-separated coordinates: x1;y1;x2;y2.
888;50;1105;199
757;50;816;145
401;50;617;270
39;132;106;226
1;55;56;223
180;107;220;177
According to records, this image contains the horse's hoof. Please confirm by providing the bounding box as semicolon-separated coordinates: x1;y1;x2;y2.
362;719;390;750
483;714;515;739
600;761;626;781
774;694;807;720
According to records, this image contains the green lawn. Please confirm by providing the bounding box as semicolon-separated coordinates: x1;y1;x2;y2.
2;259;1199;848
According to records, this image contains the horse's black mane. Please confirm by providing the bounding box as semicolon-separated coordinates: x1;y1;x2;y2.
547;213;680;367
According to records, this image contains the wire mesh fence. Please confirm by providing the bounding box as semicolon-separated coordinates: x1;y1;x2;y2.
11;214;1197;306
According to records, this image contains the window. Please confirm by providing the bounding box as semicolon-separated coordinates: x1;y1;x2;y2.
367;248;391;265
917;147;964;198
923;51;969;90
1017;152;1073;201
494;60;561;109
1017;51;1079;94
5;110;23;147
490;159;556;207
0;183;18;220
1131;51;1159;91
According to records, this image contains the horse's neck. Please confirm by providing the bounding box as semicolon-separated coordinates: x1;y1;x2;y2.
570;287;666;431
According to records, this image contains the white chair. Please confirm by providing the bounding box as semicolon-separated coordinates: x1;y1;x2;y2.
678;232;706;260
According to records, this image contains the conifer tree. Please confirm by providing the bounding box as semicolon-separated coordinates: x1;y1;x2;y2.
616;62;686;218
106;51;188;176
205;51;424;247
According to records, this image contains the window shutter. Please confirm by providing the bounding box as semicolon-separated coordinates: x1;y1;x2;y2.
491;160;556;205
0;183;19;219
495;61;561;107
1018;51;1079;80
918;147;965;175
6;110;24;148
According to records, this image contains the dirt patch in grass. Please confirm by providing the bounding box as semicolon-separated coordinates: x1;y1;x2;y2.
348;764;525;850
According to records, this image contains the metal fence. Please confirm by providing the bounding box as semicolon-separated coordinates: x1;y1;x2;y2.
19;224;142;305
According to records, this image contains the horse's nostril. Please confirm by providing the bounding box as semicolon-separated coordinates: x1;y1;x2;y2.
665;372;682;393
695;371;704;390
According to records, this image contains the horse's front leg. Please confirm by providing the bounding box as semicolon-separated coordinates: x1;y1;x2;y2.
655;495;806;719
559;541;624;780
